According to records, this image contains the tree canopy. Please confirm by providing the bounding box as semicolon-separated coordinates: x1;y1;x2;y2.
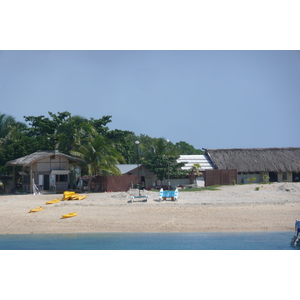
0;111;204;178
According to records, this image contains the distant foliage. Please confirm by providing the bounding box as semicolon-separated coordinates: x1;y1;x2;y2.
0;111;204;176
174;141;204;155
143;155;188;181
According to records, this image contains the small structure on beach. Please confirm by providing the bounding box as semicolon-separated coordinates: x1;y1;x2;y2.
177;155;214;187
5;150;83;194
204;147;300;184
116;164;156;190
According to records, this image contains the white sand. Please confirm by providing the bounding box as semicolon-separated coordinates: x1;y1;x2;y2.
0;182;299;234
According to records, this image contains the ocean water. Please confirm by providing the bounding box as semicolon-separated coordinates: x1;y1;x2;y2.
0;231;298;250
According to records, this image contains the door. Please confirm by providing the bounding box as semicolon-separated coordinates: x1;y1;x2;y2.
44;175;50;190
269;172;277;182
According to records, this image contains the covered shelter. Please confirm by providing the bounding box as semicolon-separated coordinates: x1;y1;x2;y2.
5;150;83;193
176;155;214;187
177;155;215;171
205;147;300;183
116;164;156;189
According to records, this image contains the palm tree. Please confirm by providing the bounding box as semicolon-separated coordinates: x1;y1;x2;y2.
188;163;202;185
0;113;27;146
55;115;97;154
139;137;178;161
0;113;15;139
70;134;125;191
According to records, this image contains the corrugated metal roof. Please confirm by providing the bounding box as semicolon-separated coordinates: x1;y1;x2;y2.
177;155;215;170
116;164;139;174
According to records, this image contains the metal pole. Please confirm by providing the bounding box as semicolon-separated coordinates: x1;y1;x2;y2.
166;139;170;190
135;141;141;196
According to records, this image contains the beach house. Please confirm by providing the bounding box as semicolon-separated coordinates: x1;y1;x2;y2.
204;147;300;184
5;150;83;193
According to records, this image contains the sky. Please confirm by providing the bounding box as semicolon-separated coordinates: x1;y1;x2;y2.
1;50;299;150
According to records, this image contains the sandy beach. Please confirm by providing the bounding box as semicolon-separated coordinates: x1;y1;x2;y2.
0;182;299;234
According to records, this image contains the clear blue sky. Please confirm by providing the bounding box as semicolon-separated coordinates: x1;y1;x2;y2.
1;50;299;150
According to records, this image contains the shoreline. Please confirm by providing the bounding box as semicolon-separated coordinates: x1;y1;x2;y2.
0;230;294;237
0;182;299;235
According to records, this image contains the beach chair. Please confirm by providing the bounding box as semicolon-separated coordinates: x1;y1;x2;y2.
159;188;178;201
129;188;149;203
130;195;149;203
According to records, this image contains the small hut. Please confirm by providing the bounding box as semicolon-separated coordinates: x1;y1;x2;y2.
5;150;83;193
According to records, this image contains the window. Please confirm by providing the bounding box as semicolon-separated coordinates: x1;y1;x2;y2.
56;174;68;182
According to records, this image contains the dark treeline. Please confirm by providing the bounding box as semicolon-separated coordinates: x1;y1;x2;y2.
0;111;203;179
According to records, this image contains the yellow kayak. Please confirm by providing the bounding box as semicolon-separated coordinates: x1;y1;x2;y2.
62;191;75;200
30;206;43;213
62;191;87;200
62;212;77;218
46;199;60;204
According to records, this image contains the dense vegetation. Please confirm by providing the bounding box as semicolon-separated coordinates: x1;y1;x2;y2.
0;111;203;180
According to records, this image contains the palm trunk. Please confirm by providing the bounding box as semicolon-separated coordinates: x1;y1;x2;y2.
88;176;92;193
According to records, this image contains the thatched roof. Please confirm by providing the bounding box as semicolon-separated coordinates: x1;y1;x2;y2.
205;148;300;172
5;150;83;167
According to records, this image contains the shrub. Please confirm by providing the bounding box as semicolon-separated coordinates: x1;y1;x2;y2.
247;177;256;184
262;174;269;184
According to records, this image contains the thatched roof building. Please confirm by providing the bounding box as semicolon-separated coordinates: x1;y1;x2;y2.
5;150;82;167
5;150;84;193
205;147;300;173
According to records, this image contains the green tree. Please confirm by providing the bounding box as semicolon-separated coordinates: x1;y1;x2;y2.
136;136;178;160
89;115;112;135
70;134;125;191
174;141;204;155
188;163;202;184
105;129;136;163
143;154;187;183
133;137;189;185
0;113;27;142
0;113;29;174
23;111;71;150
55;115;97;154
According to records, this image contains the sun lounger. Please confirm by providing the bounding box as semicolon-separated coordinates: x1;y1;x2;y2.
159;188;178;201
130;195;149;203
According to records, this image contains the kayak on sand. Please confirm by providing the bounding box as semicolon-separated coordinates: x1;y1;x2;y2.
62;212;77;218
46;199;60;204
30;206;43;213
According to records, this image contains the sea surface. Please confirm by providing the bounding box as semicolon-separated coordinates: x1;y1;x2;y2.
0;231;298;250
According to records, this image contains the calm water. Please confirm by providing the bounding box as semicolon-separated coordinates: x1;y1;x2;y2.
0;231;298;250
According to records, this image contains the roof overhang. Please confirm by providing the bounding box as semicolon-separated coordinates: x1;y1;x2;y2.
50;170;70;175
19;171;28;176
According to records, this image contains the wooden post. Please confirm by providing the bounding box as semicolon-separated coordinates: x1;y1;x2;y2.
30;166;33;194
12;166;16;193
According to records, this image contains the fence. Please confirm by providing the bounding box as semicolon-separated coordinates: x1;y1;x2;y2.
93;175;139;192
205;169;237;187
